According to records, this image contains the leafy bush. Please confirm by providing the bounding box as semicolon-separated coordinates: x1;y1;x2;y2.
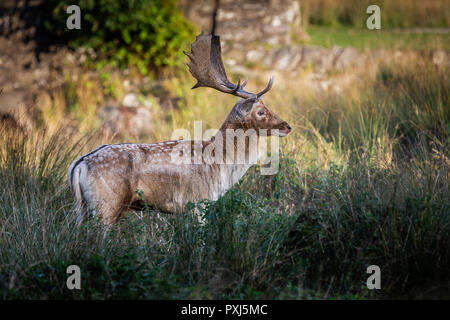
42;0;196;74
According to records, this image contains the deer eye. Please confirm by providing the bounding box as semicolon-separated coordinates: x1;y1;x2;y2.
257;111;265;116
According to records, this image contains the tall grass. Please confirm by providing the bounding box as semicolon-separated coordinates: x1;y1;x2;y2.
302;0;450;28
0;55;448;299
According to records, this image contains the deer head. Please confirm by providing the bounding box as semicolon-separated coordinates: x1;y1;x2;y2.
183;32;291;137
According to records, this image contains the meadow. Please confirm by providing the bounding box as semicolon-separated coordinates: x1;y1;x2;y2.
302;26;450;51
0;50;448;299
301;0;450;29
299;0;450;51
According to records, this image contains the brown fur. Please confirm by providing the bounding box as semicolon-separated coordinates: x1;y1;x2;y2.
69;99;291;225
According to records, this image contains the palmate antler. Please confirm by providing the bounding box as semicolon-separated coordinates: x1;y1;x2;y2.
183;32;274;99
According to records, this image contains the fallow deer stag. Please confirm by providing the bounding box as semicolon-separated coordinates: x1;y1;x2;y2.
69;32;291;225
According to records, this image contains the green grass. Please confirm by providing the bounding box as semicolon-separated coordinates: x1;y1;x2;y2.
302;26;450;51
302;0;450;29
0;53;449;299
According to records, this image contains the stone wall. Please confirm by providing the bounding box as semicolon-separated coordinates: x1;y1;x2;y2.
179;0;303;50
179;0;365;76
179;0;449;78
178;0;366;75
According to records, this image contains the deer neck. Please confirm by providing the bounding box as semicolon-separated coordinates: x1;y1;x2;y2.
212;115;260;166
204;124;258;200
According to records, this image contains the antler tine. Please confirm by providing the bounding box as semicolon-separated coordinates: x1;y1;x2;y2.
185;33;273;100
241;76;248;89
256;76;274;98
230;77;241;94
231;76;258;99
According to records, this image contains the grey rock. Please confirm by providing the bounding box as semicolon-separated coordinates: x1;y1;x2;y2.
431;50;449;66
334;47;361;70
272;46;302;70
98;104;154;138
0;88;35;131
246;49;266;63
300;46;327;66
122;93;140;108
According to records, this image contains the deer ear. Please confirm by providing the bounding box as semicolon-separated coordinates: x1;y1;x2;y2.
238;98;255;114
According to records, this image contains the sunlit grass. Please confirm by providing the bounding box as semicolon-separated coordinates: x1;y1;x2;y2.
302;0;450;29
302;26;450;51
0;53;448;299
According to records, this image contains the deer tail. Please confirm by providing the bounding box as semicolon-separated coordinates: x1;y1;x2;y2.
69;159;87;226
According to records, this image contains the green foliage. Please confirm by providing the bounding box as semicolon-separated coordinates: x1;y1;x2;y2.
42;0;196;74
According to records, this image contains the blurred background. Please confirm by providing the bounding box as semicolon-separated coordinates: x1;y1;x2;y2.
0;1;448;299
0;0;448;138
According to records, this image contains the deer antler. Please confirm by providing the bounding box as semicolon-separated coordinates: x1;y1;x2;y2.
183;32;274;99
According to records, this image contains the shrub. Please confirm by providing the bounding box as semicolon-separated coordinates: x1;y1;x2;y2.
42;0;196;74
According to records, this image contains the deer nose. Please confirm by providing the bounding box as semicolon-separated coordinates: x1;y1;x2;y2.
281;122;291;132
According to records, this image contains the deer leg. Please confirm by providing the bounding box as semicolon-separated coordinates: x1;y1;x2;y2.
97;194;133;225
88;184;130;225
